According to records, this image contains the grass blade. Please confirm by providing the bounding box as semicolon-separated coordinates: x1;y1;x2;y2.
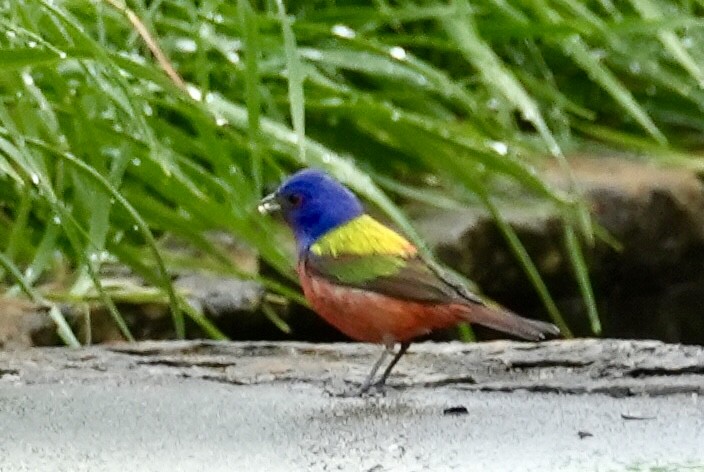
276;0;306;163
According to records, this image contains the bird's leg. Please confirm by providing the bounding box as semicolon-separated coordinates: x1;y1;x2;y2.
372;341;410;390
339;342;411;397
356;347;390;395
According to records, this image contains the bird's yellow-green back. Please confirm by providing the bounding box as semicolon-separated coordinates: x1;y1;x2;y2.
309;215;416;257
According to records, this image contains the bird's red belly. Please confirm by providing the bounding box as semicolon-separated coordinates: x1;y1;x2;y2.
298;266;464;344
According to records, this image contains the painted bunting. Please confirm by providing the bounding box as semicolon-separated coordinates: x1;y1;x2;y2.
259;169;560;394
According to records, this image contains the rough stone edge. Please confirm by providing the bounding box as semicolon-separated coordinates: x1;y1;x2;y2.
1;339;702;397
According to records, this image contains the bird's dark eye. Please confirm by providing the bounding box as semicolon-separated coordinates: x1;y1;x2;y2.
286;193;302;207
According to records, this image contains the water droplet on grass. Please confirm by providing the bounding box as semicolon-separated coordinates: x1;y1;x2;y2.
301;49;323;61
174;38;197;53
389;46;407;61
331;24;356;39
487;140;508;156
522;108;538;123
226;51;240;64
487;97;500;110
22;73;34;86
590;48;607;61
187;85;203;101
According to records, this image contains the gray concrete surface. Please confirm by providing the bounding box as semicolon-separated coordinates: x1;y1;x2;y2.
1;339;703;471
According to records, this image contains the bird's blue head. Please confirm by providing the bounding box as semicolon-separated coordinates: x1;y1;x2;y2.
258;169;364;252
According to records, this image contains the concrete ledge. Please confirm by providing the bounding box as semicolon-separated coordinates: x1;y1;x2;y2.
1;340;703;471
3;339;704;396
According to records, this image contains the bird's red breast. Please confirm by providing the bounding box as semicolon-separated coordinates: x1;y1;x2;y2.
297;261;465;345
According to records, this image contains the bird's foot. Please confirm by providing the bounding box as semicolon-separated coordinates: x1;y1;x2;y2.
323;380;388;398
353;382;387;398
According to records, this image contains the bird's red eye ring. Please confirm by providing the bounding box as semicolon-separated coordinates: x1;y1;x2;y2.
287;193;302;207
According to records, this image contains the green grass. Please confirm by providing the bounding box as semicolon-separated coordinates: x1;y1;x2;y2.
1;0;703;343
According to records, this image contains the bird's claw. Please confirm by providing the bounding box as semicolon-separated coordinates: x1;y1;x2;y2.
323;380;388;398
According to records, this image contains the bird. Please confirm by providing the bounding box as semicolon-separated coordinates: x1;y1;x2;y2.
258;168;560;395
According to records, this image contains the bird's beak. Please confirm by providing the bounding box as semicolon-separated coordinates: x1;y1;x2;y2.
258;193;281;214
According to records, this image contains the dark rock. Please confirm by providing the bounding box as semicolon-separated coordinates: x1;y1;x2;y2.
0;299;57;349
414;156;704;343
175;273;265;318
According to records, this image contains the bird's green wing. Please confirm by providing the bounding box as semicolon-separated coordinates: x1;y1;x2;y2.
305;213;484;304
305;252;482;305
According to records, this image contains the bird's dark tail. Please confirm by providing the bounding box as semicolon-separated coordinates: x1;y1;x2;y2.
461;303;560;341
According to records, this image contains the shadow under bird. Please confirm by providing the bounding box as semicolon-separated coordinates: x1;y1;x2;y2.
259;169;560;395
